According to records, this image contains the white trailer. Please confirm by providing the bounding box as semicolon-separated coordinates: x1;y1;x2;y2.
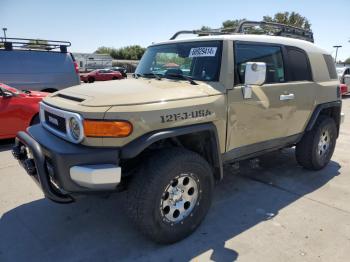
73;53;113;72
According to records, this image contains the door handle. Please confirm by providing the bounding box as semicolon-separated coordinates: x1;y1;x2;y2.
280;93;295;101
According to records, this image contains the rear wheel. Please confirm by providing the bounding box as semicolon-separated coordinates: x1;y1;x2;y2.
296;116;337;170
126;148;214;243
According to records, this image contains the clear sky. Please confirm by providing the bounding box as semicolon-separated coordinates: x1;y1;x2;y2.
1;0;349;61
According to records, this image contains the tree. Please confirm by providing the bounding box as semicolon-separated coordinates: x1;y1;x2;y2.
95;45;146;60
345;57;350;64
95;46;115;54
222;19;246;29
26;39;49;49
263;11;311;30
200;26;212;31
201;11;312;33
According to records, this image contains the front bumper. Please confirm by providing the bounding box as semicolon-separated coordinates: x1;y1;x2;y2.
12;125;120;203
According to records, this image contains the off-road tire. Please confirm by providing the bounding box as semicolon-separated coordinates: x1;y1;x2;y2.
296;115;337;170
126;147;214;244
88;77;95;83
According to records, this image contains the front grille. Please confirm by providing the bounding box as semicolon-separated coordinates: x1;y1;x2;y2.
44;111;66;133
40;102;84;144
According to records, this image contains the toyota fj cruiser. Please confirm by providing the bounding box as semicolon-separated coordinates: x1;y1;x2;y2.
13;21;344;243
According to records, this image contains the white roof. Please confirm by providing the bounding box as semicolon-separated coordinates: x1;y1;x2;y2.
153;34;328;54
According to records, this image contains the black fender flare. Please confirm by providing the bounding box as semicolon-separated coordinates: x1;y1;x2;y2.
305;101;341;134
121;123;223;180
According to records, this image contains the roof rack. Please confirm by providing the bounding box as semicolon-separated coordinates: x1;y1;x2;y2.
170;20;314;43
0;37;71;52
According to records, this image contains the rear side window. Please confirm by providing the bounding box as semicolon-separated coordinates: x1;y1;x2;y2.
286;47;312;81
235;43;285;84
323;54;338;79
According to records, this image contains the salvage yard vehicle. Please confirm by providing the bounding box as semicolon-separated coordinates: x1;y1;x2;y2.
337;67;350;94
337;66;350;83
110;67;128;78
340;83;349;96
0;38;80;93
80;69;123;83
0;83;48;139
13;21;344;243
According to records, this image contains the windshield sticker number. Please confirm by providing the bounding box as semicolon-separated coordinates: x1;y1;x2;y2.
161;109;212;123
189;47;217;58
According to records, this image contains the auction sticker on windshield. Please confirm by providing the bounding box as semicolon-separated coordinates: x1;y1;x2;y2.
189;47;217;57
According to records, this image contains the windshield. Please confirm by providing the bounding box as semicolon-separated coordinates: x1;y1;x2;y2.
135;41;222;82
0;84;20;94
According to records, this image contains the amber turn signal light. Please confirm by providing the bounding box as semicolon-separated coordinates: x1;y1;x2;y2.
83;120;132;137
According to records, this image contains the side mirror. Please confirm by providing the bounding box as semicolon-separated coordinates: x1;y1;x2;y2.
242;62;266;99
3;91;13;98
244;62;266;86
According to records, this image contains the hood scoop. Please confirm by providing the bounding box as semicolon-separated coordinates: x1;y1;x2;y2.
55;93;85;102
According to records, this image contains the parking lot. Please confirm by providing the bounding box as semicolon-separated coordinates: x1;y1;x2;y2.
0;97;349;262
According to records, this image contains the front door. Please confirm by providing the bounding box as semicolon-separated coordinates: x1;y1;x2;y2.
0;88;18;138
226;42;293;157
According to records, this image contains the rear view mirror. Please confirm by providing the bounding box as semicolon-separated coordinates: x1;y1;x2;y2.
244;62;266;86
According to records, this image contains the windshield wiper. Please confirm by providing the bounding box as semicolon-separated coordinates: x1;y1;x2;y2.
142;73;162;80
166;73;198;85
133;72;162;80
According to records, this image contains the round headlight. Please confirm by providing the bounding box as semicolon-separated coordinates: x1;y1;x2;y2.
69;117;81;141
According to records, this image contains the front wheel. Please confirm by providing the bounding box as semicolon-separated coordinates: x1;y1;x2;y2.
296;115;337;170
126;148;214;243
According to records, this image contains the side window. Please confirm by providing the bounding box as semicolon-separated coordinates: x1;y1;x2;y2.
323;54;338;80
286;47;312;81
235;43;285;85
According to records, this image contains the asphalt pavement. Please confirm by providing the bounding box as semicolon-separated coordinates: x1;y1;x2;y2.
0;97;350;262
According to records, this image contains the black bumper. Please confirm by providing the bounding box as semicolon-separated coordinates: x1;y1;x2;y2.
13;125;120;203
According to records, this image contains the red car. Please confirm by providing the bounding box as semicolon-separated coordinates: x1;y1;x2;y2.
340;84;349;96
0;83;48;139
80;69;123;83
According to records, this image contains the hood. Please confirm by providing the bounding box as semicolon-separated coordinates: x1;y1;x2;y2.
50;78;222;107
0;83;48;98
24;90;48;98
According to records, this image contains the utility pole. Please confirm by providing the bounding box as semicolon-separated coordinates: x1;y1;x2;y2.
2;28;7;41
333;45;342;63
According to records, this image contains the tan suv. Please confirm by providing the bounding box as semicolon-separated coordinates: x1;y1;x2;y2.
13;21;344;243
